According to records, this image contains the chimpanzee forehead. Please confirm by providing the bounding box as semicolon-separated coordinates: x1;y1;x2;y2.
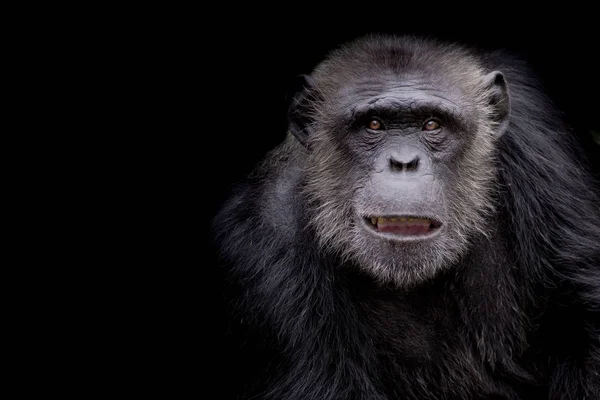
332;73;468;113
312;37;485;100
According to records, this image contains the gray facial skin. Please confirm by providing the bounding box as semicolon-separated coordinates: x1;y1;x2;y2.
293;42;508;286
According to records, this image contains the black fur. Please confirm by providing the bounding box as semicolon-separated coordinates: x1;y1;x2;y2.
214;35;600;399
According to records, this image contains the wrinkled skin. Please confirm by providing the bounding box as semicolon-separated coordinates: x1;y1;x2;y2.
291;54;509;286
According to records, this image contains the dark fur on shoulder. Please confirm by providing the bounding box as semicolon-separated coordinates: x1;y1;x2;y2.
214;35;600;399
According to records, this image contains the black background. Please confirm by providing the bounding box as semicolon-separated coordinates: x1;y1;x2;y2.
33;10;600;397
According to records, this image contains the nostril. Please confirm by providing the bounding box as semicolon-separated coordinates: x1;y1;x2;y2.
389;158;403;172
405;157;419;171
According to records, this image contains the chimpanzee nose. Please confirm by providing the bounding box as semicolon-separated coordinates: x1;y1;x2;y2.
389;153;420;172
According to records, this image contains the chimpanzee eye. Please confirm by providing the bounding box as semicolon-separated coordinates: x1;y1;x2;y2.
423;119;441;131
367;119;384;131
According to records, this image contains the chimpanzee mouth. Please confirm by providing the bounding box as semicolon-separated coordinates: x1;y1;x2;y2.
363;216;443;239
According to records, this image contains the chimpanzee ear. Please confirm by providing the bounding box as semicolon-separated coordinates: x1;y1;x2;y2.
483;71;510;137
287;74;316;147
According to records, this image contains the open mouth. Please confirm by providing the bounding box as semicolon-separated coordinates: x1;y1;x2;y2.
364;216;443;237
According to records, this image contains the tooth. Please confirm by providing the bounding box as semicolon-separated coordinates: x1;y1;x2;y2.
371;217;377;225
378;217;386;224
400;217;407;222
408;218;413;222
390;218;397;222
